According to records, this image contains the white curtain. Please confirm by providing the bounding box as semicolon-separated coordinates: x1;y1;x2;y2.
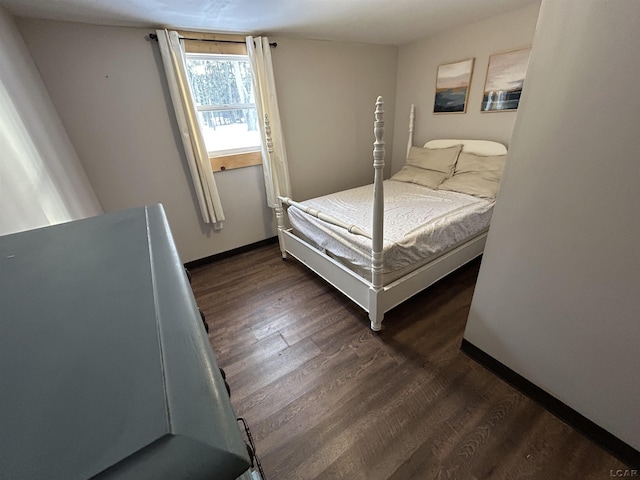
156;29;225;228
246;36;291;207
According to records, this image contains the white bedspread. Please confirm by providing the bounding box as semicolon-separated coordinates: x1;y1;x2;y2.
287;179;494;279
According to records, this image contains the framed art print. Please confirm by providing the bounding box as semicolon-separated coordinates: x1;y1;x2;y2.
481;47;531;112
434;58;474;114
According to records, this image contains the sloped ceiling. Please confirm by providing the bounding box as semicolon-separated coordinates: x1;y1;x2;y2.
0;0;536;45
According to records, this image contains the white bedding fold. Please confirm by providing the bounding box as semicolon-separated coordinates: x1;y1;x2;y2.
287;180;494;278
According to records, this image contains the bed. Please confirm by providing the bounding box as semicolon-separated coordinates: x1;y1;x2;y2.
265;97;507;331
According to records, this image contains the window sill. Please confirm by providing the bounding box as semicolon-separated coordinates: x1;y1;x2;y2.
210;151;262;172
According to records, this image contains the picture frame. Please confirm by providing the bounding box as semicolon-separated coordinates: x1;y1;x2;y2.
433;58;475;114
481;47;531;112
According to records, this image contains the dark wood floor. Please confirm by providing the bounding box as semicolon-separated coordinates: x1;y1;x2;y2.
190;242;627;479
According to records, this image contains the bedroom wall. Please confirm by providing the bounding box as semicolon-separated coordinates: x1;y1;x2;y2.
0;6;101;236
16;19;273;263
16;19;398;262
269;37;397;200
464;0;640;450
391;1;541;174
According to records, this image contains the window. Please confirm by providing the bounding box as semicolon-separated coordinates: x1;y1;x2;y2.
183;33;262;172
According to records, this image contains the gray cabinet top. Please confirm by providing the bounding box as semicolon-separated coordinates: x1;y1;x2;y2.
0;205;250;480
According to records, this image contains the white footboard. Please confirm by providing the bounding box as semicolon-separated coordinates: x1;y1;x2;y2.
279;227;486;331
265;99;483;331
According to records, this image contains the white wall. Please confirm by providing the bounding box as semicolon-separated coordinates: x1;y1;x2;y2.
17;19;274;263
0;6;101;236
270;36;397;200
464;0;640;450
392;1;540;174
17;20;398;261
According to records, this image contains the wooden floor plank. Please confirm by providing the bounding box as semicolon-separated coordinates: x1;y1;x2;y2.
190;243;628;479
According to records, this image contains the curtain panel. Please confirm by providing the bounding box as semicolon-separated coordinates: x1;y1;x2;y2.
156;29;225;227
246;36;291;208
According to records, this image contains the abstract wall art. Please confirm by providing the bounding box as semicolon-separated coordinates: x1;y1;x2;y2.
481;47;531;112
433;58;475;114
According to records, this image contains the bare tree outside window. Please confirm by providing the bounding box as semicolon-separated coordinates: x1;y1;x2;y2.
186;54;260;155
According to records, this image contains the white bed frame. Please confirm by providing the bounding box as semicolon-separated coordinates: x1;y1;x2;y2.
265;97;505;331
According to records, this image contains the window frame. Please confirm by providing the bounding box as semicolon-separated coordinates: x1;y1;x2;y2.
182;33;263;172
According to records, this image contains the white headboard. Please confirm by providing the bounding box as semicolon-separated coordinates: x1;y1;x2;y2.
424;139;507;156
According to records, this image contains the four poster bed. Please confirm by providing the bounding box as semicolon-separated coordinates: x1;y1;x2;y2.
265;97;507;331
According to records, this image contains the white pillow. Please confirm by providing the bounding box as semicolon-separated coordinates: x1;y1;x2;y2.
406;144;461;176
391;144;462;189
438;151;507;199
454;151;506;178
390;165;448;189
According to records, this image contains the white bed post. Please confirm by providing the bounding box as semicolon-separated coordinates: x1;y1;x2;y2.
369;96;385;331
406;104;415;161
265;114;287;259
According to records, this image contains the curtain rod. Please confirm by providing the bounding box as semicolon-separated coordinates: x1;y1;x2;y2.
149;33;277;48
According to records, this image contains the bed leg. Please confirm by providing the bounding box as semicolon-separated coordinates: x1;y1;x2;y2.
274;203;288;259
278;227;287;260
368;288;384;329
278;235;288;260
368;290;383;331
369;311;383;332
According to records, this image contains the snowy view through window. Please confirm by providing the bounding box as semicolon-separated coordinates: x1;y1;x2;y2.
186;54;261;155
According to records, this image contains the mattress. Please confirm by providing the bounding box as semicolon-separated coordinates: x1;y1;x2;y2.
287;179;494;283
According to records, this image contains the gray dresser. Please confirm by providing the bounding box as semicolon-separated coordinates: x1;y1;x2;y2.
0;205;251;480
